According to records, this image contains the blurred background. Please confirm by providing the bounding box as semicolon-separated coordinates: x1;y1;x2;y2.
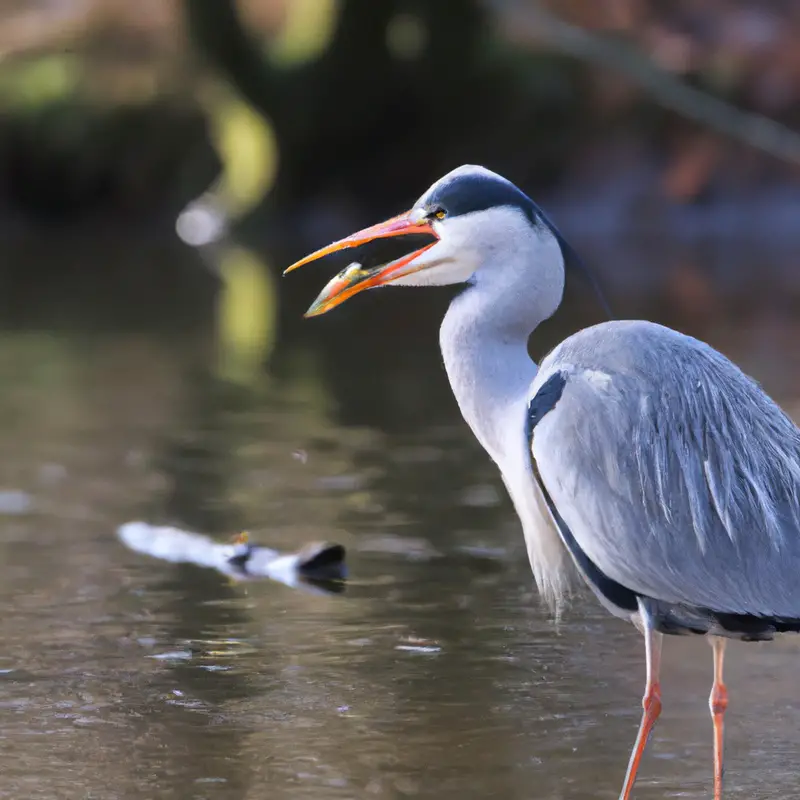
2;2;800;799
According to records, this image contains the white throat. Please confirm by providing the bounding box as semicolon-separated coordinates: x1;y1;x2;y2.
437;222;573;610
438;222;565;462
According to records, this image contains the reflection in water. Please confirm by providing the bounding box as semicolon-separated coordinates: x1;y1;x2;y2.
2;232;800;798
212;244;279;386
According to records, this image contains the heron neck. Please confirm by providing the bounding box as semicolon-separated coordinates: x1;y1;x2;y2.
439;283;545;467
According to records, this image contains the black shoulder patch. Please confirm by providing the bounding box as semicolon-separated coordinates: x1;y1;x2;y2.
525;369;638;614
525;371;567;443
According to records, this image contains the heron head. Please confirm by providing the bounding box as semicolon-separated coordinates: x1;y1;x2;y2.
284;165;575;317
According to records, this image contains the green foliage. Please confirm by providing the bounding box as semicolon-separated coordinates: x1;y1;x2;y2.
0;55;82;112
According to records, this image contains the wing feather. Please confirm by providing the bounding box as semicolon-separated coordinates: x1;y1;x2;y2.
530;321;800;618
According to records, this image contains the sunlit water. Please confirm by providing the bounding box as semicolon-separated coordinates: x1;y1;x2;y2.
2;232;800;799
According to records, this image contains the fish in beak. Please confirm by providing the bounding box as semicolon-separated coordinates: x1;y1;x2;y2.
283;210;438;316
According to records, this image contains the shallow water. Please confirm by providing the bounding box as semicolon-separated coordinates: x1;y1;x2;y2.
2;231;800;799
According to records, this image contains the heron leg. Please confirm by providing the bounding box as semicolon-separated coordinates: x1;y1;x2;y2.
619;614;663;800
709;636;728;800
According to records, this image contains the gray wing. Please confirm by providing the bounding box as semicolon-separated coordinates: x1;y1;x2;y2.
530;320;800;618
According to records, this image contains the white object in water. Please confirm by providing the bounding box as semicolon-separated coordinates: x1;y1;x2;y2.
117;522;345;592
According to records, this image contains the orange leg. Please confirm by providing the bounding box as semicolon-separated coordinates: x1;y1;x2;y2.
709;637;728;800
619;620;663;800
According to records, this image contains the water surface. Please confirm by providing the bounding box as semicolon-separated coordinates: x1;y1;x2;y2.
2;231;800;799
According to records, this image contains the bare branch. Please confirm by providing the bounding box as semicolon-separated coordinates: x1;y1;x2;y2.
487;0;800;166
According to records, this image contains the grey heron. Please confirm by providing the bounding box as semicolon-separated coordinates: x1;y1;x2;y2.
285;165;800;799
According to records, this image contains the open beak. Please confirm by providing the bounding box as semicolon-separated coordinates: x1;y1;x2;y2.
283;210;438;316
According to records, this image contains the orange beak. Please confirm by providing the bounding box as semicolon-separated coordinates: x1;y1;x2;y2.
283;210;438;316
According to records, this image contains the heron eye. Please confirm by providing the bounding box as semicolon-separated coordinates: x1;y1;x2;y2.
428;208;446;221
